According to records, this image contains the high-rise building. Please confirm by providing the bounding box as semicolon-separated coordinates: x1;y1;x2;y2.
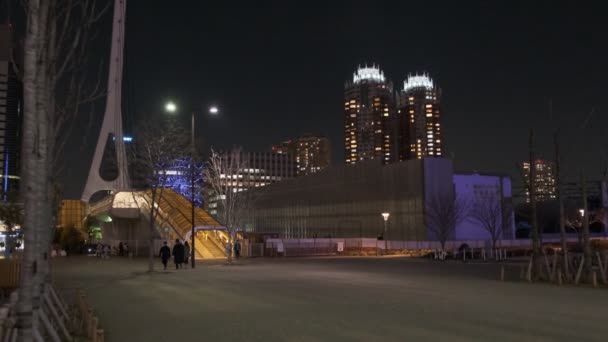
272;135;330;176
205;151;296;217
344;65;394;165
271;139;296;156
396;73;442;160
0;25;23;198
522;160;556;202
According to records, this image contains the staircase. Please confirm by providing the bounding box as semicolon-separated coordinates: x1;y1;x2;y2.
197;235;226;259
136;189;226;259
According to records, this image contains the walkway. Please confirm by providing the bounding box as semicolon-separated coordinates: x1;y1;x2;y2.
53;257;608;342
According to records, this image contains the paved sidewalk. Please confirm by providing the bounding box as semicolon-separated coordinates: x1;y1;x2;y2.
53;256;608;342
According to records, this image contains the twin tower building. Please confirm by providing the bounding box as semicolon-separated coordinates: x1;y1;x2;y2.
344;65;442;165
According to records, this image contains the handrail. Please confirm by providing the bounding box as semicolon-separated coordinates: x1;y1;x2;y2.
138;192;186;241
207;232;228;256
89;196;113;216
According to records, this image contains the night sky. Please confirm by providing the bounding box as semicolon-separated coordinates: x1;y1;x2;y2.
62;0;607;198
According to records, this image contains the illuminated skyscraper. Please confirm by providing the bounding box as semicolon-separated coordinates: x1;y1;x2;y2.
273;135;330;176
344;65;394;164
522;160;556;202
396;73;442;160
0;25;23;198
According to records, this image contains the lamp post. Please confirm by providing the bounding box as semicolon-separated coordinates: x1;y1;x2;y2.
382;212;390;255
165;101;219;269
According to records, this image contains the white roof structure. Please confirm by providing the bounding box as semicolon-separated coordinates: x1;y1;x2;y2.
403;73;434;92
353;65;386;83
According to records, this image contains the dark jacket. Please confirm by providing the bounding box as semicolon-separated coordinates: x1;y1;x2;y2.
172;243;185;264
183;244;190;259
159;245;171;260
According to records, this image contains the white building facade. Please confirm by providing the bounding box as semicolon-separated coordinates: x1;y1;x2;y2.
453;173;515;241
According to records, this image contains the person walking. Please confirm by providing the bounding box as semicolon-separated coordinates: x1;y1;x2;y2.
172;239;185;269
159;242;171;270
183;241;190;265
234;240;242;259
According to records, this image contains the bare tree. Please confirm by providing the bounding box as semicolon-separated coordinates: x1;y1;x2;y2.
17;1;49;339
16;0;111;339
523;129;543;280
470;196;513;249
132;120;189;272
553;131;570;278
425;193;470;251
204;148;256;263
580;171;593;282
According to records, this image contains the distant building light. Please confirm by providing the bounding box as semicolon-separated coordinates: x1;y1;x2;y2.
403;73;434;92
353;65;386;84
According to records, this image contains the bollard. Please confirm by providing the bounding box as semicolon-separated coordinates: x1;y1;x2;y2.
592;271;598;288
482;249;486;261
557;268;563;286
500;265;505;281
463;249;466;262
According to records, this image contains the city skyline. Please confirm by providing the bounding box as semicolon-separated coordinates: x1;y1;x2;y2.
42;0;607;198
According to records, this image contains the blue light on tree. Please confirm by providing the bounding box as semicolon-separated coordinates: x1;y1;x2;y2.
163;157;205;207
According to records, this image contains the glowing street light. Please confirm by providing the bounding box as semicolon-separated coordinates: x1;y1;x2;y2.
165;101;177;113
161;100;219;269
381;212;390;255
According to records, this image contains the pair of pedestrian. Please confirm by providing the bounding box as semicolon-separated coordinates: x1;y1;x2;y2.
159;239;190;270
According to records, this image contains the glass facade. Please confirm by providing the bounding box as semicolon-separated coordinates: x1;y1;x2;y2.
57;200;87;229
248;158;455;240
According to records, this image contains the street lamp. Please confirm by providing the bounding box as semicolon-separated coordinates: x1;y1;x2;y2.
165;101;177;113
382;212;390;255
164;101;219;269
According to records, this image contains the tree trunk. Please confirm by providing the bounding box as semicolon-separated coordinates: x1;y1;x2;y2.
529;129;542;279
17;1;42;340
581;171;592;282
554;132;569;278
148;194;155;272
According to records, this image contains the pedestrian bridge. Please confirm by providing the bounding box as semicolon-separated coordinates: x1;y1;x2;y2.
87;188;228;259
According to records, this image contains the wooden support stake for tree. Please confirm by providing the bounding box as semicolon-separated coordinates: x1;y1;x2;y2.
603;252;608;281
568;254;576;283
597;252;607;285
526;257;533;282
96;329;105;342
90;316;98;341
551;253;558;281
575;256;585;285
543;250;553;281
39;308;62;342
43;288;72;341
48;284;70;324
